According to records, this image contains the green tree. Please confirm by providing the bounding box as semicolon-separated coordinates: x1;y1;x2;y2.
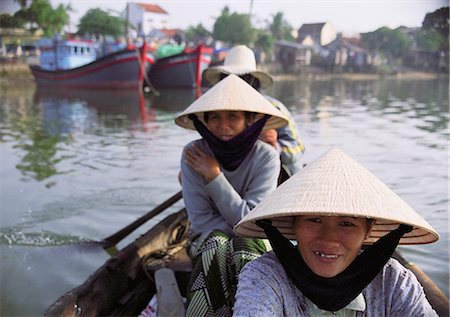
14;0;29;8
422;6;449;38
213;6;231;41
254;30;274;57
78;8;126;37
415;29;447;51
14;0;70;37
0;13;25;28
362;27;412;59
185;23;211;42
268;12;294;41
213;7;256;45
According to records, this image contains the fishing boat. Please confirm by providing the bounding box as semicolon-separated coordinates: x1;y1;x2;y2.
30;39;155;89
147;44;213;89
44;201;449;317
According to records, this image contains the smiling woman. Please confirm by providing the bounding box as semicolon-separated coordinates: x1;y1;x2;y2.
233;147;440;316
294;215;374;278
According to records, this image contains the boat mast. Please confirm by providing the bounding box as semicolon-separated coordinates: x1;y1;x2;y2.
53;38;59;70
126;2;131;47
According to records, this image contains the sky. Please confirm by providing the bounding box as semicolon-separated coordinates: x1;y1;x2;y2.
37;0;450;36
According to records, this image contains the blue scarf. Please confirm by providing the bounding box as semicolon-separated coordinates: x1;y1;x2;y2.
188;114;270;171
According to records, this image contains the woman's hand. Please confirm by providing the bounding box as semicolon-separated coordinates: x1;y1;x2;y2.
259;129;278;148
184;144;221;183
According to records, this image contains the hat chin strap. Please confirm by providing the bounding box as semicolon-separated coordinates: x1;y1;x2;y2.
256;219;412;312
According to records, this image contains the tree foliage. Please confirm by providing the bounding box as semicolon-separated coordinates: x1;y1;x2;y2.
415;29;447;51
185;23;211;42
213;7;256;45
422;6;449;38
212;6;230;41
255;30;274;56
268;12;294;41
78;8;126;37
361;27;412;58
416;6;449;51
14;0;29;8
13;0;70;37
0;13;25;28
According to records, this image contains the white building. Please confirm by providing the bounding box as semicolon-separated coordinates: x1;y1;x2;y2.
297;22;337;47
127;2;169;37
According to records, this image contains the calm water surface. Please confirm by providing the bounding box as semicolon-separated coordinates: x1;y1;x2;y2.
0;77;448;315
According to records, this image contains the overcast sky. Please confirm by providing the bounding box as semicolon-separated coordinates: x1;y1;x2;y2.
49;0;447;36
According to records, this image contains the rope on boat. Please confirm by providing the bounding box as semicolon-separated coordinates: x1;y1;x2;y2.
141;213;190;282
134;44;160;96
141;242;187;283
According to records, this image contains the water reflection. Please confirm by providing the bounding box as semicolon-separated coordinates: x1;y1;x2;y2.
15;131;68;183
34;87;155;132
149;88;199;113
0;88;70;183
270;78;449;136
5;88;156;183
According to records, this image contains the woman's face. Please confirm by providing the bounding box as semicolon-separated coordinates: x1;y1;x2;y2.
206;111;247;141
294;215;373;278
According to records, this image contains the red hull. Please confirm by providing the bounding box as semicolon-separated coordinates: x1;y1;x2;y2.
148;44;213;89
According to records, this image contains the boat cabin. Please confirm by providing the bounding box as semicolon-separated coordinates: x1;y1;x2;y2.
37;39;98;71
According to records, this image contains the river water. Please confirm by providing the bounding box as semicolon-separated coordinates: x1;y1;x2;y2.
0;76;448;315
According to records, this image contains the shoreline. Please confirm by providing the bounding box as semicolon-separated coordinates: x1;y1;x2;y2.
0;61;35;87
1;60;447;87
273;71;447;81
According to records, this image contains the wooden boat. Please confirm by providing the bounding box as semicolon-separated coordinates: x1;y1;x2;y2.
30;39;155;90
147;44;213;89
45;208;191;316
44;207;449;317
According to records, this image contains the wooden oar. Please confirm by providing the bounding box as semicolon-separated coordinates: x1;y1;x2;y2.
393;250;449;316
100;190;182;249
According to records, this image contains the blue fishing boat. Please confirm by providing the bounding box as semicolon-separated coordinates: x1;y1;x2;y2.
30;39;155;89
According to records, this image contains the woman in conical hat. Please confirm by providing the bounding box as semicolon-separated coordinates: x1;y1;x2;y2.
233;147;439;316
203;45;305;178
203;44;273;89
175;74;288;317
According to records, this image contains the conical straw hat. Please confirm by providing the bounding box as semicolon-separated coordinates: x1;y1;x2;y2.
202;45;273;89
175;74;288;130
234;147;439;245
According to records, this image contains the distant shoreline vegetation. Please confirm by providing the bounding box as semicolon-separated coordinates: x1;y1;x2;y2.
0;59;446;88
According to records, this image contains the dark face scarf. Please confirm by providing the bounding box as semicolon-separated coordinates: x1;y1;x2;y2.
188;113;269;171
256;219;413;312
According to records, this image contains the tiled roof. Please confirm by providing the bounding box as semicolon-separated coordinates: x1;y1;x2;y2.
298;23;326;34
297;23;326;44
159;28;180;37
135;3;168;14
